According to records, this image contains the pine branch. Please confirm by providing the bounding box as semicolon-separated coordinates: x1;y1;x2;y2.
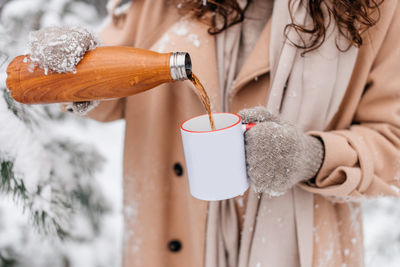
0;251;17;267
45;139;109;236
2;89;42;127
0;1;113;265
0;161;28;201
0;139;108;240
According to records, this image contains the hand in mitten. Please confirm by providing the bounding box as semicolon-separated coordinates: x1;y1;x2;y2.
29;26;97;73
239;106;324;196
29;26;99;115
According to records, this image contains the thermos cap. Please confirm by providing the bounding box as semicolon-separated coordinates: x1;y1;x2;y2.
170;52;192;81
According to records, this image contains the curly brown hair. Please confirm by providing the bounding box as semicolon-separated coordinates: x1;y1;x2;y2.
177;0;383;53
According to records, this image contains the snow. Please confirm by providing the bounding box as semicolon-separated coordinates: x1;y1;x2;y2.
1;0;45;20
288;90;297;97
0;96;52;192
157;19;202;51
156;33;171;53
363;198;400;267
63;2;99;25
51;118;125;267
173;24;189;36
237;197;244;207
344;248;350;256
0;116;124;267
188;33;201;47
263;188;285;197
0;0;122;266
391;185;400;194
107;0;132;16
28;26;97;74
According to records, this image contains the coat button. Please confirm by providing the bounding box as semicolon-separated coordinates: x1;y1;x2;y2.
168;240;182;252
173;163;183;177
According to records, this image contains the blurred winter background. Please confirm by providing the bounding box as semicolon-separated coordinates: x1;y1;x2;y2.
0;0;124;266
0;0;399;267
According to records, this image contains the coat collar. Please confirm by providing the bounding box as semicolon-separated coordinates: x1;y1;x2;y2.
149;15;271;112
230;19;272;100
150;16;222;111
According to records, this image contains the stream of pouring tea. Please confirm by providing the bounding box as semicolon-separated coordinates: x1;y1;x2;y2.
189;74;216;131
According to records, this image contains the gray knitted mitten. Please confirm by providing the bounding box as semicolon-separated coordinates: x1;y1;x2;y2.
29;26;97;73
239;106;324;196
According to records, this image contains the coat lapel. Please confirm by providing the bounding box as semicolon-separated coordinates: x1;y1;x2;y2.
229;19;272;102
148;14;272;113
149;16;222;112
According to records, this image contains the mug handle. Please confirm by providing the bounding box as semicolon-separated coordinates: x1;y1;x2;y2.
241;123;256;133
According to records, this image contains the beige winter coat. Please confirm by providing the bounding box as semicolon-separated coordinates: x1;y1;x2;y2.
87;0;400;266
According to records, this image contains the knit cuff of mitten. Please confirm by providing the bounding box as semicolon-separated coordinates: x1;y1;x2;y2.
298;134;325;182
65;101;99;116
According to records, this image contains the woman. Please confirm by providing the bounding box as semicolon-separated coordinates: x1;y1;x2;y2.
87;0;400;266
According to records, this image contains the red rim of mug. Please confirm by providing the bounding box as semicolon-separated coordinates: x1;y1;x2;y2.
180;112;242;133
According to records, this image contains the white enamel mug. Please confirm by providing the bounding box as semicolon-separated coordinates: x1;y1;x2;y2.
180;113;254;201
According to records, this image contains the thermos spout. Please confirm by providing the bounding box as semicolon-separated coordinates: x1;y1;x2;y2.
170;52;192;81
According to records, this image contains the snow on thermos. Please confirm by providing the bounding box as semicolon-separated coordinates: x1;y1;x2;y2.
6;46;192;104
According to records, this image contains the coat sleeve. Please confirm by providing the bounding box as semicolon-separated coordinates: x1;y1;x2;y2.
299;2;400;200
85;0;147;122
